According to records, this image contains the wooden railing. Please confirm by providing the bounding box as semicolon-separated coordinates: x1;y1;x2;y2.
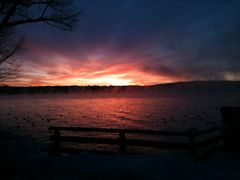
49;126;224;161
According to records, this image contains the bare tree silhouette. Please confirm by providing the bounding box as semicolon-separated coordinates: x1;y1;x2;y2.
0;28;23;83
0;0;82;83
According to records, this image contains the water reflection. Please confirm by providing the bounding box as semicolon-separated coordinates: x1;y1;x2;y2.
0;95;236;144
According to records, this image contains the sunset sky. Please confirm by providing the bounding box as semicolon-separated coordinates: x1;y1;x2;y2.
12;0;240;86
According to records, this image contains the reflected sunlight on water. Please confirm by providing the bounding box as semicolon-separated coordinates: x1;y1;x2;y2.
0;95;239;146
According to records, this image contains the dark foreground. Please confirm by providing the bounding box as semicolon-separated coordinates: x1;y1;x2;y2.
1;129;240;180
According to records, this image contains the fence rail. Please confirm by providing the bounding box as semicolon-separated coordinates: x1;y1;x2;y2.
49;126;224;162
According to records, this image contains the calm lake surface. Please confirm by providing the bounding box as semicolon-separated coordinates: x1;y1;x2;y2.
0;95;239;149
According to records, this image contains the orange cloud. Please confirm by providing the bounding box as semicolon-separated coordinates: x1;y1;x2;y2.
8;59;180;86
8;46;184;86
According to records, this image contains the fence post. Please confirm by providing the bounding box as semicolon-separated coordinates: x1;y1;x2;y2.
119;131;126;153
53;129;61;154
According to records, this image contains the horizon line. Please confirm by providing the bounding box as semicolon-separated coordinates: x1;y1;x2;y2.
1;80;239;88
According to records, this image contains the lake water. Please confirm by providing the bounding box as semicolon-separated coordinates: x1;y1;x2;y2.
0;95;239;151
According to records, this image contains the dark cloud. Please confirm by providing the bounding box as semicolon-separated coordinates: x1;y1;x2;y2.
16;0;240;85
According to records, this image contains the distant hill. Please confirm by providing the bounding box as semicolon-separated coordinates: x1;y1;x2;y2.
148;80;240;97
0;81;240;97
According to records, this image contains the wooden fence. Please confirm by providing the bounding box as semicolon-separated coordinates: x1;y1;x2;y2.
49;126;224;161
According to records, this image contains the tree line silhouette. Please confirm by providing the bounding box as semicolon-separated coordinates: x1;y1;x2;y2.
0;85;138;94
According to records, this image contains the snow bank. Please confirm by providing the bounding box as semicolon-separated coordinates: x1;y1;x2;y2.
0;130;240;180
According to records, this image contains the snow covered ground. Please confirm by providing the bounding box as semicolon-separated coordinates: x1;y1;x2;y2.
1;129;240;180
